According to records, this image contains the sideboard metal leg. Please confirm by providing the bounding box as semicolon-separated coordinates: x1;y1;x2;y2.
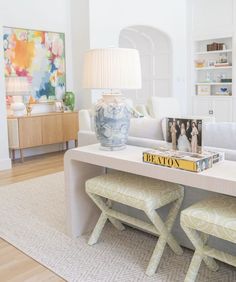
12;149;15;161
20;149;24;163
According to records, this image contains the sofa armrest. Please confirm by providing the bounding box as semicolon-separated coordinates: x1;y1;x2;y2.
78;131;98;147
79;109;93;131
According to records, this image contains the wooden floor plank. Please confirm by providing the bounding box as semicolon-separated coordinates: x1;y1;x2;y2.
0;152;65;281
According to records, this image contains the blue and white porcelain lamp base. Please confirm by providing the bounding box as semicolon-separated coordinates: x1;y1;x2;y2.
94;93;131;151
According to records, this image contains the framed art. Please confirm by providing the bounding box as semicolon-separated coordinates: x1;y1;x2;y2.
3;26;66;102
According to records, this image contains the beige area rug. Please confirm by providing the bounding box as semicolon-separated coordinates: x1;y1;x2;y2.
0;172;236;282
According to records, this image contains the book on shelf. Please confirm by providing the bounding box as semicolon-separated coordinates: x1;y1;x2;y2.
214;63;230;67
143;148;224;173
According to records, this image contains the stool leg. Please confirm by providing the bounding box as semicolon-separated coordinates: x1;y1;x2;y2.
88;192;125;231
145;198;183;276
109;218;126;231
182;225;219;282
88;212;108;245
184;251;203;282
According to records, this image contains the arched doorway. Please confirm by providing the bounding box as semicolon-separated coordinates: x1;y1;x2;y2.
119;25;172;105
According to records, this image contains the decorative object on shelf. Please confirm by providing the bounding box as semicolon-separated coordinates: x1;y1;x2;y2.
197;85;211;96
207;60;216;67
25;96;36;116
54;101;64;112
5;76;31;116
63;91;75;111
26;103;33;116
215;87;231;96
3;27;66;102
195;59;205;68
83;48;142;151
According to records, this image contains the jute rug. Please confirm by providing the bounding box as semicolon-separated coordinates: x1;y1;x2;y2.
0;172;235;281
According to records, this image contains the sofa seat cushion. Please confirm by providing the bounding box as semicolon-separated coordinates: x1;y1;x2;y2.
181;195;236;243
86;171;183;210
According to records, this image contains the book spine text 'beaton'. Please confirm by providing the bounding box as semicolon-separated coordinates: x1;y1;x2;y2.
143;152;212;172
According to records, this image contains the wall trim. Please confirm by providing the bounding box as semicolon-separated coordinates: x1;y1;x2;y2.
0;157;12;171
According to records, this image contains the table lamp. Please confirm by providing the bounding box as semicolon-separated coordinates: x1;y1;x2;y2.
5;76;31;116
83;48;142;150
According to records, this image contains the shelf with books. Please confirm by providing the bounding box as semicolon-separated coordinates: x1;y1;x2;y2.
195;49;232;55
195;66;232;71
195;82;232;85
194;37;233;101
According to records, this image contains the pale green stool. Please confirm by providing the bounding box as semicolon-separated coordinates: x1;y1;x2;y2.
85;171;184;276
181;195;236;282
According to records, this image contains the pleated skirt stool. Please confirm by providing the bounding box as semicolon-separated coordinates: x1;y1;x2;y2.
85;171;184;276
180;195;236;282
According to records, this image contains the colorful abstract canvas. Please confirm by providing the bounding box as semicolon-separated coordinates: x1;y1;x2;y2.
3;27;66;101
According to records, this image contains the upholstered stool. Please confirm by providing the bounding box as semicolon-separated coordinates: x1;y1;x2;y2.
181;195;236;282
85;171;184;276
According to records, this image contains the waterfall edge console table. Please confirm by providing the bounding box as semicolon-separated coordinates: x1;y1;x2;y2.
64;144;236;239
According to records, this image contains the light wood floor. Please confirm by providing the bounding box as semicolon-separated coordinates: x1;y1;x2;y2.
0;152;65;281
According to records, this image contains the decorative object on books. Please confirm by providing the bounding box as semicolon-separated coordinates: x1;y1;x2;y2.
5;76;31;116
83;48;142;150
63;91;75;111
3;27;66;102
215;87;231;96
166;118;202;153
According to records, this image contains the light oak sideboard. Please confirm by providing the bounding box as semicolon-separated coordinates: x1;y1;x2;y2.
7;111;79;162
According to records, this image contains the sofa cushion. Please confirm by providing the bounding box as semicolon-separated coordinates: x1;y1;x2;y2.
129;117;164;140
204;122;236;150
148;97;181;119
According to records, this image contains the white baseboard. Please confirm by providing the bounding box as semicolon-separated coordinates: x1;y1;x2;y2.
0;157;12;171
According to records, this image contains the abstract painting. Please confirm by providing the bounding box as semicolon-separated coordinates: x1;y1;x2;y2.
3;27;66;101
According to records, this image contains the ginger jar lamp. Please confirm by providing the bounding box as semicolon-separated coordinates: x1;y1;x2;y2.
83;48;142;150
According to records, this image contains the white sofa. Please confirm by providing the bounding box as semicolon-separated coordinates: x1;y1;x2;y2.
78;103;236;254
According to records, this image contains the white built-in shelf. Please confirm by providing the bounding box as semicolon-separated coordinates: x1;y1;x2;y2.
196;95;232;98
195;82;232;85
195;66;232;70
195;49;232;55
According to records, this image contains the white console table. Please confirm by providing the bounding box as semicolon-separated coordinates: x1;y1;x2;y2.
64;144;236;238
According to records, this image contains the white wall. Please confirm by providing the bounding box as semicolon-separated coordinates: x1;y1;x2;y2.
69;0;91;110
0;0;73;168
89;0;188;113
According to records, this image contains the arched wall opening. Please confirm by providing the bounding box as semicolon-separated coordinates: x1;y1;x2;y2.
119;25;172;105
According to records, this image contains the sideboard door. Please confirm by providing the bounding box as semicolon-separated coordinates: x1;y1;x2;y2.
19;117;42;148
42;115;63;145
63;113;79;141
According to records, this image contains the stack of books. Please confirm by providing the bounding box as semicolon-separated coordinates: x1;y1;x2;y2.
143;148;224;173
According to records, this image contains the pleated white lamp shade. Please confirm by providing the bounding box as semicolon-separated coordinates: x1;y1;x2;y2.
6;76;31;96
83;48;142;89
